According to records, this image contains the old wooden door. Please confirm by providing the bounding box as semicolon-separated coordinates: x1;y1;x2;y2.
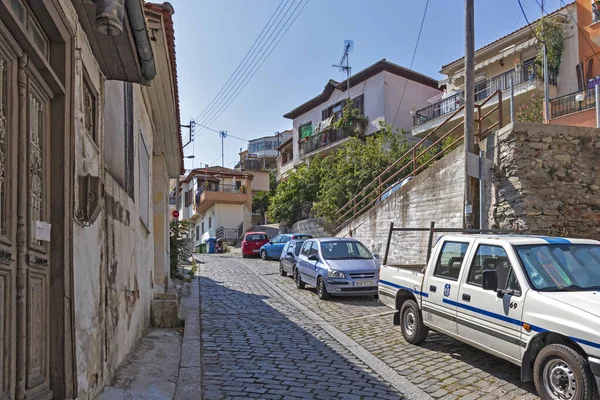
0;27;53;400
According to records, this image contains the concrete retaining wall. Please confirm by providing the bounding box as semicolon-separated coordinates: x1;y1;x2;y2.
336;146;466;266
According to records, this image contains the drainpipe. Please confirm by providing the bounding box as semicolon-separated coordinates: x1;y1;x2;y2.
125;0;156;82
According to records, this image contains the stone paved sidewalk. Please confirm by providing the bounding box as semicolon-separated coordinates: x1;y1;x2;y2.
96;269;201;400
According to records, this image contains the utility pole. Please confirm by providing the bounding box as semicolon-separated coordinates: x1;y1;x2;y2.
542;0;550;121
219;130;227;168
464;0;475;229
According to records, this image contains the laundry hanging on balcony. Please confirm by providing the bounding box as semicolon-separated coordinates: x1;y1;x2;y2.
313;116;334;136
300;123;313;140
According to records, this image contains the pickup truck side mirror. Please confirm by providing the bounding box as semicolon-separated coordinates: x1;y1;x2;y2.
482;269;498;292
308;254;319;261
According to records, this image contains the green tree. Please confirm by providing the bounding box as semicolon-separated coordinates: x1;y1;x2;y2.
267;163;321;223
252;191;271;223
332;99;370;139
170;220;192;278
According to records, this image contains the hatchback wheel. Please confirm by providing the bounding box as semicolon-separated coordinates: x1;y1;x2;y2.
261;250;268;260
279;262;287;277
317;276;330;300
294;268;305;289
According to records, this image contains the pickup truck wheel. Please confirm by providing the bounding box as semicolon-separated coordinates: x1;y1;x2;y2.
400;300;428;345
317;276;330;300
279;262;287;277
534;344;599;400
294;268;305;289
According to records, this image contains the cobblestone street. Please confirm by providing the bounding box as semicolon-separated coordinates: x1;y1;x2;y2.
197;254;540;400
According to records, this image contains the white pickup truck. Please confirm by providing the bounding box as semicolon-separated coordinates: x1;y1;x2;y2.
379;234;600;400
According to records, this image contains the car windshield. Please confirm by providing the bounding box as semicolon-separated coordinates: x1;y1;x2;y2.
321;241;372;260
515;244;600;291
246;234;267;241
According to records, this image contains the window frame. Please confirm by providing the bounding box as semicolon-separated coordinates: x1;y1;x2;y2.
433;241;469;281
300;240;312;257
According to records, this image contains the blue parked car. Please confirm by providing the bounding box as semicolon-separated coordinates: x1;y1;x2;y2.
259;233;313;260
294;238;380;300
278;239;308;277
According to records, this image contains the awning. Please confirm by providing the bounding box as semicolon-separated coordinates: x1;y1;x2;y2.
452;37;538;80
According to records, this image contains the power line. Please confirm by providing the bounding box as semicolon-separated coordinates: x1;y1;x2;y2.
196;0;296;129
192;0;291;125
559;0;600;66
392;0;430;126
517;0;544;44
194;123;249;141
199;0;308;130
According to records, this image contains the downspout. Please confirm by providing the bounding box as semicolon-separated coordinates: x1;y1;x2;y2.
126;0;156;82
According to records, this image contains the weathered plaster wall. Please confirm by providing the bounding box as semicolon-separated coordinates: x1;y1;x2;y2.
489;122;600;238
152;155;170;293
336;146;465;266
71;24;156;398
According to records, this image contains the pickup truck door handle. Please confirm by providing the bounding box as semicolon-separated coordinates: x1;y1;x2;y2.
429;285;436;292
462;293;471;302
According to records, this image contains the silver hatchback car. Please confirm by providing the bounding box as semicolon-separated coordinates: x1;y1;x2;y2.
294;238;380;300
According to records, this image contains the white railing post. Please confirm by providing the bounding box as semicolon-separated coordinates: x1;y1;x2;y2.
596;84;600;128
509;75;514;124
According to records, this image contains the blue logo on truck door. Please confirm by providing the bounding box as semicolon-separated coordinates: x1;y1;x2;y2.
444;284;451;297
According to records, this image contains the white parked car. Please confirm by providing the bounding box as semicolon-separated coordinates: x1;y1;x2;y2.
379;234;600;400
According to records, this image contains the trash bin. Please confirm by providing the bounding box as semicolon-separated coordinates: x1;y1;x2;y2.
206;238;217;254
197;243;206;254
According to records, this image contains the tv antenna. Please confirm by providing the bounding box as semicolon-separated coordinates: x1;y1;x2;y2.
332;40;354;101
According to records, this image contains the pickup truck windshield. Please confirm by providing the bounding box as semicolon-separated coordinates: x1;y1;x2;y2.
515;244;600;291
321;241;372;260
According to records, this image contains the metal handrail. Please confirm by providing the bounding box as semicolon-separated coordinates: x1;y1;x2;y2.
335;90;503;231
413;64;549;126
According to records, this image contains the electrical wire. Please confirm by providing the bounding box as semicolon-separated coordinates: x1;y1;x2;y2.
517;0;545;44
196;0;297;129
392;0;430;126
559;0;600;66
192;0;292;125
194;123;249;141
200;0;309;130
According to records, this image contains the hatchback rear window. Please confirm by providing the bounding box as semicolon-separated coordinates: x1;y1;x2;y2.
245;234;267;241
292;234;312;240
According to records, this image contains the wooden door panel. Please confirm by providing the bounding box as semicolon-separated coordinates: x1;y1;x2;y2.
26;269;49;390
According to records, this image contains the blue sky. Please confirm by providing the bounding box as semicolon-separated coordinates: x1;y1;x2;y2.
171;0;562;170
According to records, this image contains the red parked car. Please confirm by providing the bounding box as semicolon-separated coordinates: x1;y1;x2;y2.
241;232;270;258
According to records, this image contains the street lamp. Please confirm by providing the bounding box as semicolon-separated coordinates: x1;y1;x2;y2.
576;93;585;111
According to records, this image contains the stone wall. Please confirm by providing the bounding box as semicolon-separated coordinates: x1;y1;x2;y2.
336;146;466;266
489;122;600;238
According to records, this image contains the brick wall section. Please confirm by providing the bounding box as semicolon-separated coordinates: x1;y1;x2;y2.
489;122;600;237
337;146;465;266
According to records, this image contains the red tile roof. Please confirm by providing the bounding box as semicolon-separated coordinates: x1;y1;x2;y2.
144;2;184;174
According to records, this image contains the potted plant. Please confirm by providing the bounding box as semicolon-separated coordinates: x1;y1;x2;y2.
239;185;246;194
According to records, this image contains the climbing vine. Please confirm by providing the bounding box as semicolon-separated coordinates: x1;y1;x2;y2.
534;18;565;81
332;99;370;139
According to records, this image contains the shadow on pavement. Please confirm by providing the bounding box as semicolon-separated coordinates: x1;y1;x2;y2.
419;331;537;396
199;275;403;400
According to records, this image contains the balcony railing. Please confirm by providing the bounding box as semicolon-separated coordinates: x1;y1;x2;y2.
413;65;556;126
299;128;347;156
549;87;597;119
196;183;243;206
